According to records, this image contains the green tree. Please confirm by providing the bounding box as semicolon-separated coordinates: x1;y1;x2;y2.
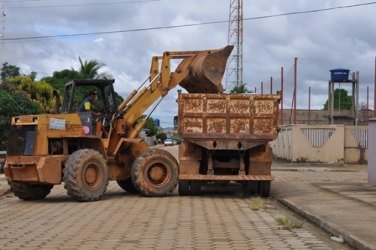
29;71;38;81
41;69;82;95
78;57;112;79
138;115;159;136
156;132;167;143
0;85;40;150
230;83;251;93
42;67;123;110
323;89;352;110
33;81;55;113
6;76;55;113
1;62;20;81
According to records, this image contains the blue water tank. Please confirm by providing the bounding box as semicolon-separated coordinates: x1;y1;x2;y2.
330;69;350;81
154;119;160;127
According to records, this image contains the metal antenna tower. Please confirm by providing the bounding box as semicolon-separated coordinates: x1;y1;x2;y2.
0;5;5;65
226;0;243;91
0;5;5;37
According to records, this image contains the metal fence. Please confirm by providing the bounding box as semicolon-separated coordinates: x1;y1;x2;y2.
348;127;368;149
300;128;335;148
271;125;368;164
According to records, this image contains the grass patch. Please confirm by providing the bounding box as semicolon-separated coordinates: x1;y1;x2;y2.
275;215;304;230
250;196;267;210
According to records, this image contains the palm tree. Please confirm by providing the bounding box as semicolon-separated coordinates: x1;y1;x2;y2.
230;82;251;93
78;57;112;79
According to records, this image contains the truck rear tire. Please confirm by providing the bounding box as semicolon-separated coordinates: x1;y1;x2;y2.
190;181;202;195
117;178;138;194
242;181;270;197
131;149;178;197
10;182;53;200
259;181;271;197
178;181;202;196
178;181;190;196
63;149;109;201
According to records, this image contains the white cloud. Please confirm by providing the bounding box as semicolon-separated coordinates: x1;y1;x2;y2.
1;0;376;126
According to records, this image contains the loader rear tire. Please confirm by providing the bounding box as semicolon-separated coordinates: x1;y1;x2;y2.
117;178;138;194
132;149;178;197
10;182;52;200
63;149;108;201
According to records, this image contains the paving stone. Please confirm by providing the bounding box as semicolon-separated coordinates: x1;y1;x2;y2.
0;177;339;250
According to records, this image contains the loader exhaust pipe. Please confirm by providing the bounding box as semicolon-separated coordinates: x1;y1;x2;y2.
179;45;234;93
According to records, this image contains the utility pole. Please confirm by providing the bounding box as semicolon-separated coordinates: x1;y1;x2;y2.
226;0;243;91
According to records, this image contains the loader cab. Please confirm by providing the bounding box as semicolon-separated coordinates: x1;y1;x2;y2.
61;79;117;114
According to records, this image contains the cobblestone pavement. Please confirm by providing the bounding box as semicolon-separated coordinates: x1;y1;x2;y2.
0;147;352;250
272;162;373;249
0;182;349;250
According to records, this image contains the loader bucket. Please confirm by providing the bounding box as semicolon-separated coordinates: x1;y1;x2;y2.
179;45;234;93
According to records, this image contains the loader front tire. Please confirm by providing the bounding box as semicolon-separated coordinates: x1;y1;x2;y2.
131;149;178;197
117;178;138;194
63;149;109;201
10;182;53;200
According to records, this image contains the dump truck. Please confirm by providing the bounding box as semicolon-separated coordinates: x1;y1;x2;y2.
177;92;281;196
4;45;233;201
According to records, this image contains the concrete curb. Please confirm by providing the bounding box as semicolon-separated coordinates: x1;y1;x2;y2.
278;198;373;250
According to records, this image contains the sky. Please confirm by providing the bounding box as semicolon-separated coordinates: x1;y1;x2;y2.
1;0;376;127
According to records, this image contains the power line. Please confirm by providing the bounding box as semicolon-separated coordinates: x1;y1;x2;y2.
3;0;159;9
244;1;376;20
1;1;376;42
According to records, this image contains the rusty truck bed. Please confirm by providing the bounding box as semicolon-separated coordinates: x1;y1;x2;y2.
178;93;281;150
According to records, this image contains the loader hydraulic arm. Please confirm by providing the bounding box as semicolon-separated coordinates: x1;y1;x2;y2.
107;45;233;155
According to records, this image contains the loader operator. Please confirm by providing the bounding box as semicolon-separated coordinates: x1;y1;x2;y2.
80;91;97;113
79;91;102;135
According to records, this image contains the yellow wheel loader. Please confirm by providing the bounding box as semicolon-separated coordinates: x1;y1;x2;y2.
4;46;233;201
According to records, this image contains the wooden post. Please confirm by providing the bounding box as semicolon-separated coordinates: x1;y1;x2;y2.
270;77;273;94
367;86;370;123
261;82;264;94
374;56;376;117
308;86;311;125
294;57;298;125
356;71;359;125
281;67;284;125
